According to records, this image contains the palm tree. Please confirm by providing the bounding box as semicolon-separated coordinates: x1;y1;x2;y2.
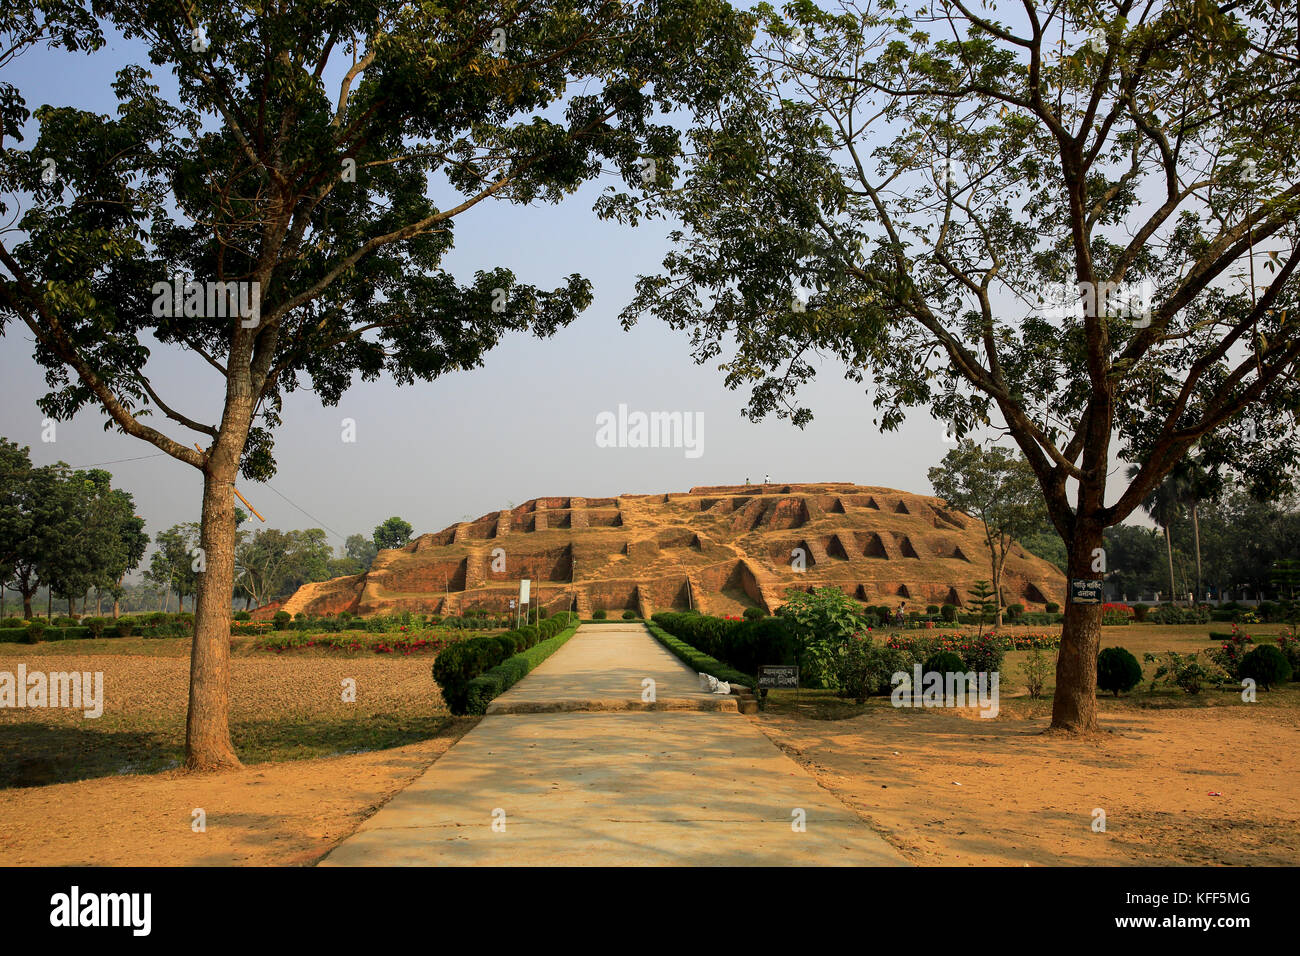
1164;457;1223;602
1128;465;1184;601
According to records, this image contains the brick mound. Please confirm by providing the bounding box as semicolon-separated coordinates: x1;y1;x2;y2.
264;483;1066;619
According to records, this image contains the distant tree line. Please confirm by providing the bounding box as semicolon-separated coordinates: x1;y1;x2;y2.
2;434;416;618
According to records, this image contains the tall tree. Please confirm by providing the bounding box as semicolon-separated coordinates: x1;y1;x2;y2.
344;533;378;572
0;1;749;767
1128;463;1183;600
616;2;1300;732
928;440;1047;625
373;516;414;551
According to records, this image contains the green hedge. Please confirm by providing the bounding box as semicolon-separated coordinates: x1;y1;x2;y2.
0;625;93;643
650;611;795;676
433;612;577;715
463;620;583;714
647;623;754;690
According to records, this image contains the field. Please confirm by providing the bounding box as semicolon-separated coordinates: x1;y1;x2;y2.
0;621;1296;866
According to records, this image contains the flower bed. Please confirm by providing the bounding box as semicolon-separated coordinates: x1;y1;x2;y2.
883;630;1061;653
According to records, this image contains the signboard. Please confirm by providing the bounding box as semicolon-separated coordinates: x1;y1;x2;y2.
1069;579;1104;605
758;665;799;689
519;579;530;604
508;599;516;609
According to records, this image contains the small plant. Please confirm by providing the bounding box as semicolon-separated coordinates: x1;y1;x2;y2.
113;618;136;638
592;609;607;620
1020;646;1053;699
1006;603;1025;621
1239;645;1292;690
621;609;637;620
1145;651;1221;695
940;603;958;623
1276;634;1300;680
1132;603;1150;622
1045;601;1061;614
272;610;291;630
925;604;940;616
743;606;767;620
1097;647;1142;696
23;619;47;644
83;617;108;638
965;580;996;637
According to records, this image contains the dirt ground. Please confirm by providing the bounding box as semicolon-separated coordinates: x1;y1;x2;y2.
0;719;477;866
756;702;1300;866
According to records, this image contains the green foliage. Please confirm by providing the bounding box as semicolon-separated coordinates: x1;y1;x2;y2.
1097;647;1143;697
1020;646;1054;700
1239;645;1292;690
834;635;913;703
373;517;414;552
743;606;768;620
940;603;958;623
775;586;862;687
1006;603;1025;620
1144;651;1224;695
592;609;607;620
464;620;582;715
1045;602;1061;615
621;609;637;619
922;651;967;675
272;611;291;630
960;634;1005;675
646;624;753;690
433;613;576;714
965;581;997;635
652;611;797;678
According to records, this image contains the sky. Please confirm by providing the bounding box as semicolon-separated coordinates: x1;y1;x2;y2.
0;14;1142;567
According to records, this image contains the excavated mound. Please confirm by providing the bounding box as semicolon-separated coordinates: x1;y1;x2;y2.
265;483;1066;619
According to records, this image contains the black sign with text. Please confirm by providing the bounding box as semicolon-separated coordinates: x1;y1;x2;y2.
758;665;799;688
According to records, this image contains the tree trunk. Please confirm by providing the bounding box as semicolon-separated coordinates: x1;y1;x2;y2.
22;589;33;619
1050;520;1105;733
1164;524;1175;603
184;458;242;771
1192;504;1202;600
993;547;1006;628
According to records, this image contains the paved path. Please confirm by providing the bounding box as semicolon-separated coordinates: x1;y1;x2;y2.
320;624;905;866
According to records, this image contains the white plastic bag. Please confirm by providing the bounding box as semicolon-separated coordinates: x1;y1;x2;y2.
698;672;719;692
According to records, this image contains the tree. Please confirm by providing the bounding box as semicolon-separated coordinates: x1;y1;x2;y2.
1128;464;1183;601
373;516;414;552
775;585;863;687
345;533;378;572
147;524;201;612
616;2;1300;732
0;1;749;767
928;440;1047;625
1103;523;1164;599
966;580;997;638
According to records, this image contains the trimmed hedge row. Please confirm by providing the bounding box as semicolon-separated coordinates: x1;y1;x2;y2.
650;611;796;675
433;612;577;715
0;625;94;643
463;621;583;714
646;624;754;690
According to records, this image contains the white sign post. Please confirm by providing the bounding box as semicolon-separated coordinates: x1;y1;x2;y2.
518;579;531;628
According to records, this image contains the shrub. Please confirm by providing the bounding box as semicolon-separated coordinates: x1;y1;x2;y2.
1097;647;1142;696
113;618;136;638
646;624;753;689
272;610;291;630
922;650;967;675
622;609;637;620
960;634;1004;675
1006;603;1025;621
1277;635;1300;680
1239;645;1293;690
743;606;767;621
53;615;78;626
925;604;940;616
23;619;47;644
463;621;582;714
1020;646;1053;699
233;610;251;622
940;603;958;623
1045;601;1061;614
1131;603;1150;622
83;617;109;638
592;609;607;620
1145;651;1220;694
0;617;23;628
834;636;914;702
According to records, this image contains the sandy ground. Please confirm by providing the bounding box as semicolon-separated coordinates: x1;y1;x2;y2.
756;703;1300;866
0;719;477;866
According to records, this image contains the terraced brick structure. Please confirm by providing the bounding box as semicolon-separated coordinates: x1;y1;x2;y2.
268;483;1066;619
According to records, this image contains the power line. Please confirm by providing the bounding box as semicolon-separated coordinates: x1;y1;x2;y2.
258;482;347;543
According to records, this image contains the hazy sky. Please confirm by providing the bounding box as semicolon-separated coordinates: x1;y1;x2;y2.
0;20;1137;563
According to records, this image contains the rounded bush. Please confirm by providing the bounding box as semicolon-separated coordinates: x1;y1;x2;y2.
1239;645;1293;690
113;619;136;638
922;650;966;675
925;604;940;616
1007;603;1025;620
1097;646;1142;696
743;606;767;621
940;604;958;623
592;609;607;620
83;617;108;638
1132;603;1150;622
622;609;637;620
233;610;251;622
1045;601;1061;614
272;610;291;630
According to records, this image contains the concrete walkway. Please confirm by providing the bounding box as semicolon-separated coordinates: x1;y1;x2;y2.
320;624;906;866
